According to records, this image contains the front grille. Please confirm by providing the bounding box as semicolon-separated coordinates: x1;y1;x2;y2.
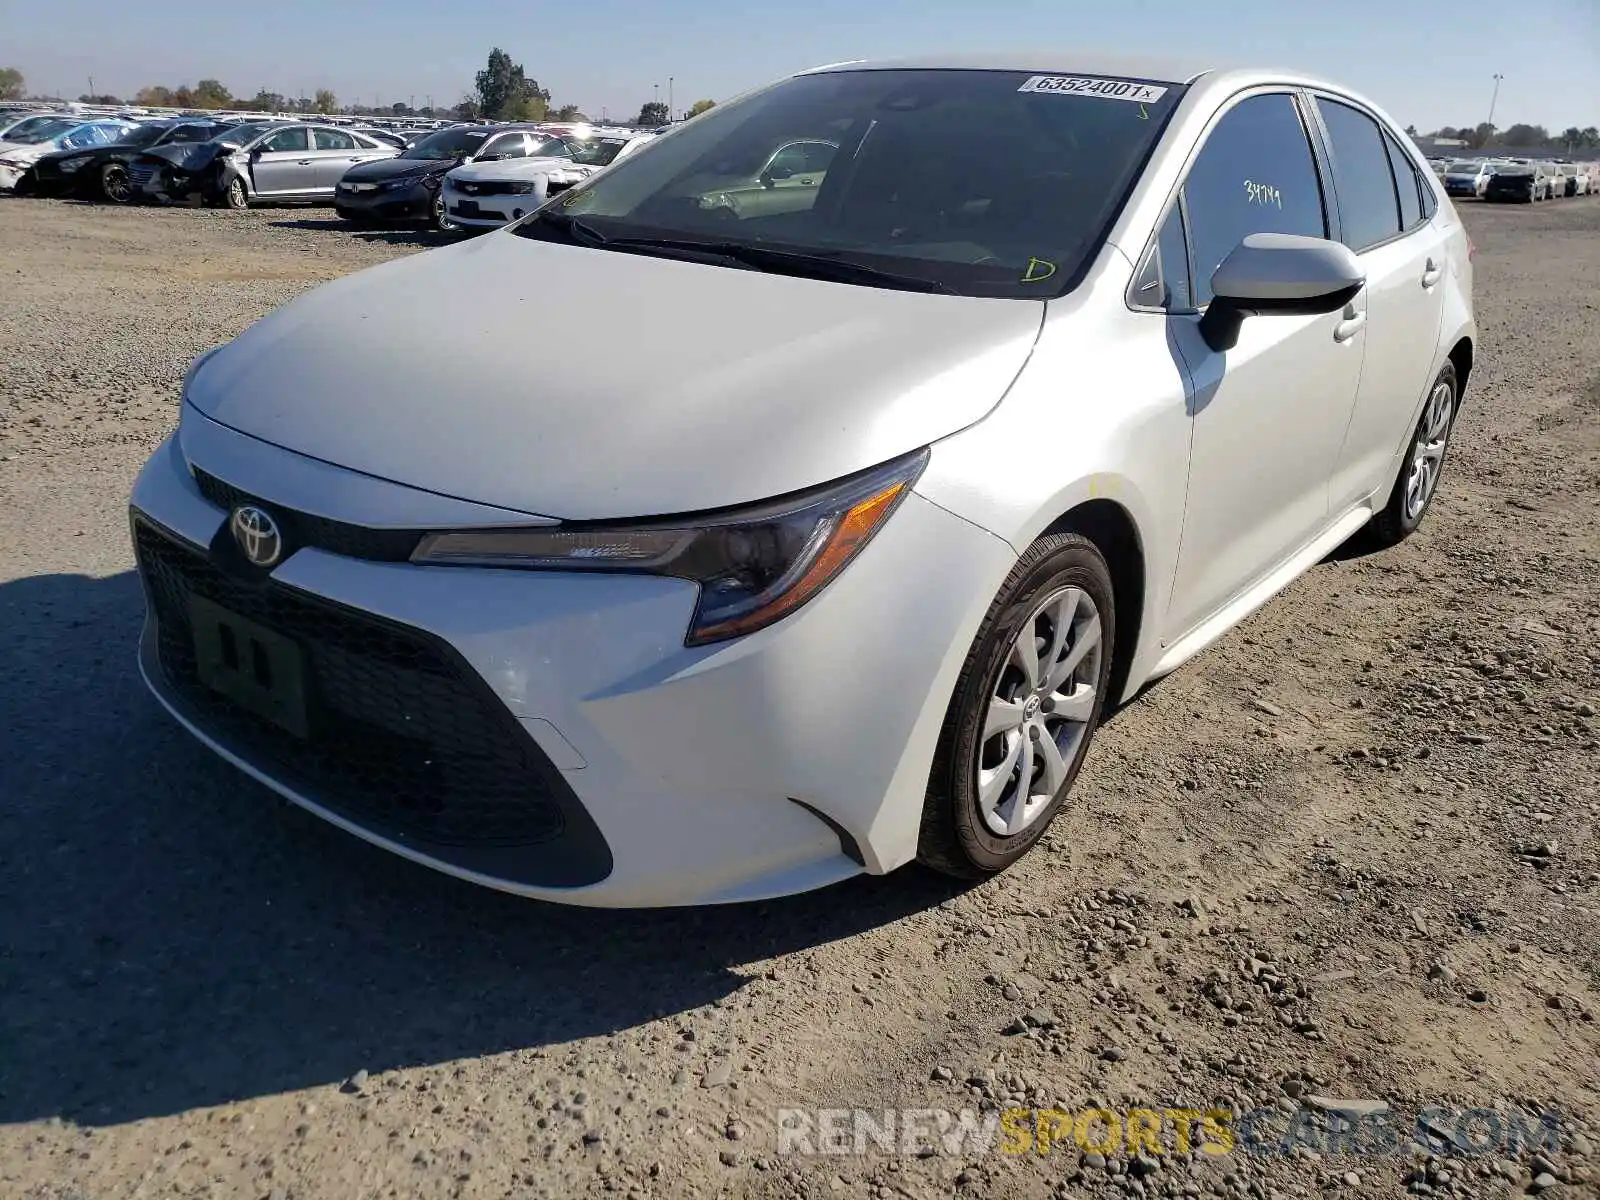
461;181;520;196
135;519;574;851
192;468;423;563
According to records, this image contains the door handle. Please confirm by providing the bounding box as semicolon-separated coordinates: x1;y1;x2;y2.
1421;258;1443;288
1333;307;1366;343
296;159;313;165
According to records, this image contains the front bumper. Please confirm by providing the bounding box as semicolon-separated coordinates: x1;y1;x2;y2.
441;183;539;228
129;416;1013;906
335;180;433;220
0;163;27;190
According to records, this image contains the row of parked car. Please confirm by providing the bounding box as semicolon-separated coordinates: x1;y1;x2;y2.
1430;155;1600;203
0;110;658;232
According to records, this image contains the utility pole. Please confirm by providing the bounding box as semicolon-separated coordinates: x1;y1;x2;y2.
88;75;95;99
669;76;674;122
1487;73;1504;134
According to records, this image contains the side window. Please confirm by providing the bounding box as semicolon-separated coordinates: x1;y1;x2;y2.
1132;204;1193;311
533;138;573;159
1182;93;1327;307
313;128;357;151
1383;133;1423;231
262;127;310;153
1315;99;1401;252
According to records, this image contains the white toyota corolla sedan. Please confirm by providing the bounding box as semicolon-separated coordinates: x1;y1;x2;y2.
130;54;1475;906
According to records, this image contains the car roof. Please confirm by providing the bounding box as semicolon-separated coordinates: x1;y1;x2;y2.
803;51;1220;84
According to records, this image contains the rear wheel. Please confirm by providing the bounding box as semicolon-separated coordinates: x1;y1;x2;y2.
1368;362;1457;547
918;533;1115;879
100;162;133;204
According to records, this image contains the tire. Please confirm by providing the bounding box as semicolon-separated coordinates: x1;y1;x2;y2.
1368;362;1458;547
12;172;34;197
222;176;249;210
431;190;458;233
100;161;133;204
918;533;1116;879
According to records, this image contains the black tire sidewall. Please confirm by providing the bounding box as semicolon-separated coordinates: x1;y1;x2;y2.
101;162;130;203
226;177;248;210
932;537;1116;874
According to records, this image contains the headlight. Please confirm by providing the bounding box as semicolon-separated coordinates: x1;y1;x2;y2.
380;176;417;191
506;181;540;195
0;157;25;170
58;156;91;173
412;449;929;646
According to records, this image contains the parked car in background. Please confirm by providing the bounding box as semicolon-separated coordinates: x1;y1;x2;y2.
25;119;229;202
692;137;841;220
1441;159;1496;199
0;112;70;144
132;122;396;208
438;132;654;231
1484;162;1550;202
350;126;409;151
1;119;139;191
130;55;1474;906
1544;162;1567;200
334;124;549;230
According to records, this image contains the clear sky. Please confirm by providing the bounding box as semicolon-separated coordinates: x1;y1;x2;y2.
7;0;1598;133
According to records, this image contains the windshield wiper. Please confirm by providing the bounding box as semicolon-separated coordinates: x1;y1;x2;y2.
536;211;612;247
579;232;958;294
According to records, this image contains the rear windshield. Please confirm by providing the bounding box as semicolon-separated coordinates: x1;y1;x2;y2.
518;68;1185;299
403;128;490;159
1446;161;1481;173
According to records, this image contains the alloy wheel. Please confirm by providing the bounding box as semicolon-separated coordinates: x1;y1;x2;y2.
101;163;131;203
975;586;1103;837
1405;379;1454;521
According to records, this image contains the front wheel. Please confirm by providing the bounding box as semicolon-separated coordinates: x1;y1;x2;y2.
431;191;458;232
1368;362;1457;547
221;176;249;210
918;533;1115;879
100;162;133;204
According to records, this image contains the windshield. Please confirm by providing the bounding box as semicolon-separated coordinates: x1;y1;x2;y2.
212;123;266;147
7;117;76;144
518;68;1185;299
570;138;633;167
403;127;490;160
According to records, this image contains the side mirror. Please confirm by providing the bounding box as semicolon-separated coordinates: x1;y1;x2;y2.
1198;234;1365;353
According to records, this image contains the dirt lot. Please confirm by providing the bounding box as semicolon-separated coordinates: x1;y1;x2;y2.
1;195;1598;1200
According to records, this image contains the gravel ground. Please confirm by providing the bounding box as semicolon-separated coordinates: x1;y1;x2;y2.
1;194;1598;1200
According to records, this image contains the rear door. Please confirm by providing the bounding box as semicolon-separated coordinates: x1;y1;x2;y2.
1310;96;1449;512
308;127;366;193
250;126;314;197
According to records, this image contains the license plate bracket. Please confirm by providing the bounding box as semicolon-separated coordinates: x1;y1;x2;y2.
189;595;312;739
455;199;481;217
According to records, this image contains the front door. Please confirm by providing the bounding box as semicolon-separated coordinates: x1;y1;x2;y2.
1165;91;1366;640
250;127;314;197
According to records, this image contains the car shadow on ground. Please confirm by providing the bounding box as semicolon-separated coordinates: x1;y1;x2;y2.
269;215;461;249
0;568;968;1129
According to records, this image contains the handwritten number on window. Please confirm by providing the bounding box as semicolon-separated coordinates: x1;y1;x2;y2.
1243;180;1283;209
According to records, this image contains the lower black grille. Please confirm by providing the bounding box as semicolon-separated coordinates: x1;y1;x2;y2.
133;517;611;884
192;468;423;563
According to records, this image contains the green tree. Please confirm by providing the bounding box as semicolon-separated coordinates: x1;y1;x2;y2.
314;88;337;114
1470;122;1495;149
0;67;23;102
687;98;715;118
135;85;172;106
1501;123;1548;147
551;103;586;121
454;96;480;122
1583;126;1600;150
474;47;549;121
193;78;232;108
635;100;669;127
78;93;121;105
1560;126;1583;149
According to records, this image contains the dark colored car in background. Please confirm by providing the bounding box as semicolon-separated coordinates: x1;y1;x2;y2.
131;122;395;208
26;119;230;203
333;124;548;230
1484;164;1548;203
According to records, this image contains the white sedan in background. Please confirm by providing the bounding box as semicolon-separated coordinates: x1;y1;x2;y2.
129;54;1474;906
439;133;653;230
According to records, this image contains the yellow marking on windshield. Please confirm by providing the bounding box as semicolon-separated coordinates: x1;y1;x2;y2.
1021;257;1058;284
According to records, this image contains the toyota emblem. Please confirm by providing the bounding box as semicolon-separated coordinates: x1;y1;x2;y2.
229;505;283;568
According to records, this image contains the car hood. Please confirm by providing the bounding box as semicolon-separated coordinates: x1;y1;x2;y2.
447;156;586;184
342;156;447;183
140;140;231;171
0;140;51;164
188;235;1044;520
